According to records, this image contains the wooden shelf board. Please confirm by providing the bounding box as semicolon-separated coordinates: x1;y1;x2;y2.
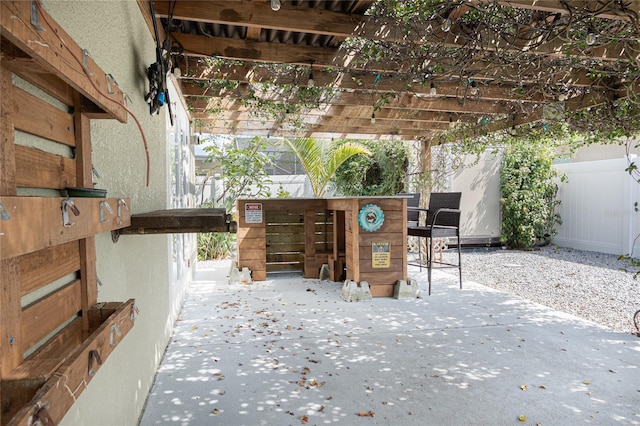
119;208;236;235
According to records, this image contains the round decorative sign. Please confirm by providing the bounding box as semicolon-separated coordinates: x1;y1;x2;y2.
358;204;384;232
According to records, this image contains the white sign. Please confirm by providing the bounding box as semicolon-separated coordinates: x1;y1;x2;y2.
245;203;263;223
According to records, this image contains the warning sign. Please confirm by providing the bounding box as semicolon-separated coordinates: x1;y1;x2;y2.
372;241;391;268
245;203;263;223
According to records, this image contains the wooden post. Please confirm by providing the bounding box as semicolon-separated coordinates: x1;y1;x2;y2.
73;92;98;332
0;64;23;377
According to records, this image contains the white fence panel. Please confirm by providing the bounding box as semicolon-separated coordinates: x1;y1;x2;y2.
553;157;640;256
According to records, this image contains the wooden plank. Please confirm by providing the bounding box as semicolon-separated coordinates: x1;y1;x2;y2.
0;41;74;105
119;208;233;234
1;257;22;376
359;271;403;287
13;87;75;147
369;284;395;298
237;226;265;240
237;248;265;261
4;319;83;382
15;145;76;189
266;242;304;253
265;223;304;233
73;93;93;188
267;263;303;272
73;91;98;331
19;241;81;297
80;237;97;331
6;299;135;426
266;253;304;263
1;64;16;193
266;232;306;245
21;280;82;353
0;197;131;259
0;1;127;123
265;212;304;224
0;63;22;378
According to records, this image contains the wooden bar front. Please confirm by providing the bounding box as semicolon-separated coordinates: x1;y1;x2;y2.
236;197;407;297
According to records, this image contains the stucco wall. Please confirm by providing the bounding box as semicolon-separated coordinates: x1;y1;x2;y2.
448;149;502;243
36;1;184;425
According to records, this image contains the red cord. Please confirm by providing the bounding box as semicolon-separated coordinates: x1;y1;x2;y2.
34;0;151;186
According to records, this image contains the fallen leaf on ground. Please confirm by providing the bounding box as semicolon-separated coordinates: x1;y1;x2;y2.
520;385;528;391
518;414;526;422
357;411;375;417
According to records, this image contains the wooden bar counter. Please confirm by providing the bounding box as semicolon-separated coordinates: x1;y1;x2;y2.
236;197;407;297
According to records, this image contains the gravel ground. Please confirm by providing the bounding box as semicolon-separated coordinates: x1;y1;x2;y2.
438;245;640;335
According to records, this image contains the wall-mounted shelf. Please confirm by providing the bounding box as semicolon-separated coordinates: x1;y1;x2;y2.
1;2;135;425
117;208;236;236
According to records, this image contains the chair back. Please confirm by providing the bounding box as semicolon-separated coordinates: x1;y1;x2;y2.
427;192;461;227
398;193;420;225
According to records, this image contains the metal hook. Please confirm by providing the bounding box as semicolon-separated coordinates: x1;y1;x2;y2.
130;304;140;322
61;198;80;227
110;324;122;346
0;201;10;221
30;0;44;31
99;201;113;223
117;198;129;217
82;49;93;76
88;349;103;376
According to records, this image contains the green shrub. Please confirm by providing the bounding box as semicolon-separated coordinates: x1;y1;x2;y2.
500;142;563;249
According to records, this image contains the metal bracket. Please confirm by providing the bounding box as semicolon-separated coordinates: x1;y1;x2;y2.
117;198;129;217
0;201;10;221
111;229;120;243
88;349;103;376
99;200;113;223
130;304;140;322
105;74;119;95
61;198;80;227
30;0;44;31
82;49;93;76
109;324;122;346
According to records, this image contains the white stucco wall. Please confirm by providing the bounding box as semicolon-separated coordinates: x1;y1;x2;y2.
35;1;187;425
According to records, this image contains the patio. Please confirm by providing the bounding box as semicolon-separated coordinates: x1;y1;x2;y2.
139;260;640;425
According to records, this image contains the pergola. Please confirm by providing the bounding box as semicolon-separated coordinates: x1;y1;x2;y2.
140;0;640;142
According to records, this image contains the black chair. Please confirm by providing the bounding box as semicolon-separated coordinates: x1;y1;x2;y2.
405;192;462;295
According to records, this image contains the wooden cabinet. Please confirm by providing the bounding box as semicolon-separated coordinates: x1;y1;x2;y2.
1;2;134;424
236;197;408;296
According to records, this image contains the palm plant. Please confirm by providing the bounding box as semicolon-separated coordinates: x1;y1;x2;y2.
281;137;370;197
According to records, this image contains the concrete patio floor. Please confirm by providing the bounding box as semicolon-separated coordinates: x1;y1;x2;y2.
139;260;640;426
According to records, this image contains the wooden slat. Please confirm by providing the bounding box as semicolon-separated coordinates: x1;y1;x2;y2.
1;257;22;376
0;1;127;123
15;145;76;189
266;253;304;263
21;280;82;352
0;197;131;259
266;242;304;253
19;241;80;297
267;263;303;272
1;64;16;193
266;232;306;245
5;319;83;381
0;41;75;105
237;248;264;261
119;208;233;234
13;87;75;147
369;284;395;298
7;299;135;426
265;223;304;233
0;63;22;378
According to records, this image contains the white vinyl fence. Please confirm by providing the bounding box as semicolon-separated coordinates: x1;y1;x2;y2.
553;156;640;257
